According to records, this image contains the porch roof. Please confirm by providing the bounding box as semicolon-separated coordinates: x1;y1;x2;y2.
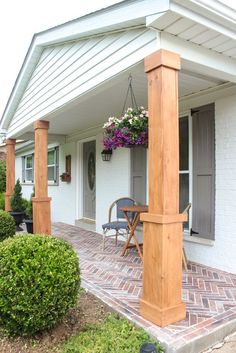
1;0;236;139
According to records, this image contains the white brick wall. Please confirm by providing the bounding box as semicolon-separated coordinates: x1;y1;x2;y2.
185;94;236;274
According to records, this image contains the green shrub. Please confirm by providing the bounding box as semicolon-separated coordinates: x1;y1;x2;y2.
22;198;29;215
10;179;24;212
0;192;5;210
0;161;6;193
61;314;164;353
0;210;15;241
25;187;34;219
0;234;80;336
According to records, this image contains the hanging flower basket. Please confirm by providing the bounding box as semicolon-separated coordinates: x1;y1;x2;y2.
102;106;148;150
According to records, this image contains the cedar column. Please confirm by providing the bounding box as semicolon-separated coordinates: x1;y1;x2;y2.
140;50;187;327
33;120;51;234
5;138;16;211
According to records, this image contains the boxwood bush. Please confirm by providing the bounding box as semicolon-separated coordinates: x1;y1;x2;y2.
0;210;15;241
0;192;5;210
0;234;80;336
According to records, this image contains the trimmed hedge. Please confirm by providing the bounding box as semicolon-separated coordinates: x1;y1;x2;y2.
0;210;15;241
0;234;80;336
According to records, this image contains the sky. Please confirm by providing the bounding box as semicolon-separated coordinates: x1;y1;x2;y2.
0;0;122;122
0;0;236;125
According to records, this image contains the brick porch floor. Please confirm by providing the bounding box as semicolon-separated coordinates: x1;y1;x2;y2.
53;223;236;353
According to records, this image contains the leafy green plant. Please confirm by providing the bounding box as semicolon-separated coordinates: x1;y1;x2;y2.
0;161;6;193
25;187;35;219
0;234;80;336
0;210;15;241
0;192;5;210
61;314;164;353
22;198;29;215
10;179;24;212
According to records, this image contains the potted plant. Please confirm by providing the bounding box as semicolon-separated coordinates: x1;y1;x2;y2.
102;106;148;150
10;179;25;231
24;187;34;233
60;172;71;182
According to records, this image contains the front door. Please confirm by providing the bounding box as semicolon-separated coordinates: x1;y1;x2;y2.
83;141;96;220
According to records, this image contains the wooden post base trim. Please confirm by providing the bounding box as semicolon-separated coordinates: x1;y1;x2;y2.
33;198;51;235
140;212;187;224
140;299;186;327
32;197;52;203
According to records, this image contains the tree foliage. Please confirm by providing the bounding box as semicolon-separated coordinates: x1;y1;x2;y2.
0;161;6;193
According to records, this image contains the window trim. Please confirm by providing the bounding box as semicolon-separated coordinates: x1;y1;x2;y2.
23;154;34;183
47;147;59;184
22;147;59;185
179;111;193;231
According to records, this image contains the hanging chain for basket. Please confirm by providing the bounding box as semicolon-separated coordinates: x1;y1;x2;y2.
121;74;138;116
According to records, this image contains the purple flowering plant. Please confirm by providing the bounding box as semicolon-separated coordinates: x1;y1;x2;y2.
102;106;148;150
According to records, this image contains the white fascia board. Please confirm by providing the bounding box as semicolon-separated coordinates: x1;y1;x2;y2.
161;31;236;83
34;0;169;46
0;0;169;133
170;2;236;39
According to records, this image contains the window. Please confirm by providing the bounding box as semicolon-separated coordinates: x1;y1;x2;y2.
179;115;191;230
47;148;59;183
22;147;59;184
23;154;34;183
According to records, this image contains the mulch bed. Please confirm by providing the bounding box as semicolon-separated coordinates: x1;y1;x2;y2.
0;291;113;353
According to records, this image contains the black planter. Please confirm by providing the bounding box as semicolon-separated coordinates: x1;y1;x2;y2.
24;219;33;233
9;211;24;231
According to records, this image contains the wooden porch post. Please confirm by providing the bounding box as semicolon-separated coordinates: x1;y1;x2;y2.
140;49;187;327
33;120;51;234
5;138;16;211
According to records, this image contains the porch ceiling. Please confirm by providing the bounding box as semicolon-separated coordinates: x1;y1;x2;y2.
149;8;236;59
33;63;225;137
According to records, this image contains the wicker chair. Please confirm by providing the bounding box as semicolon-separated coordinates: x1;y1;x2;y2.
102;197;135;250
182;203;191;270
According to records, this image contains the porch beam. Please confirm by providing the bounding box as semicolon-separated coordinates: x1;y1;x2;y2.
32;120;51;234
140;49;186;327
5;138;16;211
18;132;66;145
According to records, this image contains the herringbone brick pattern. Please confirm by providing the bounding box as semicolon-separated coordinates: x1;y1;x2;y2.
53;223;236;353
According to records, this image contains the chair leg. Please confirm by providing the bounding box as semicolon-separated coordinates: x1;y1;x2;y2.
102;230;106;251
115;231;118;246
182;247;188;271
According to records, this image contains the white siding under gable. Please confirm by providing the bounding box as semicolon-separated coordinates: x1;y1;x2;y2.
8;27;157;137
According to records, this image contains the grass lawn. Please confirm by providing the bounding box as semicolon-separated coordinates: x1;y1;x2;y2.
0;291;164;353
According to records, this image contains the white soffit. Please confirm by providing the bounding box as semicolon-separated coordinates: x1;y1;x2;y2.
147;4;236;59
